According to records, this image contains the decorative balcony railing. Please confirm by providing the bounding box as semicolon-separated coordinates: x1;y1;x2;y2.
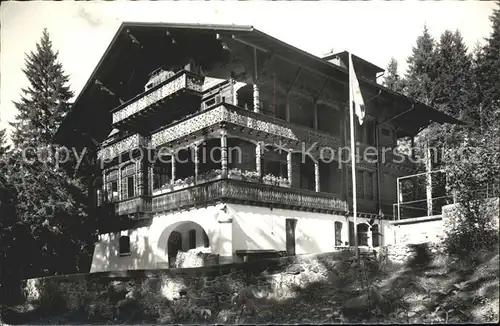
151;103;343;151
97;133;149;161
111;70;204;126
152;178;348;214
115;196;152;217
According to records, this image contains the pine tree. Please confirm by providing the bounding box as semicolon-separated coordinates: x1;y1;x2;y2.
433;30;474;120
10;28;73;147
384;57;405;92
0;128;8;157
5;29;95;278
477;1;500;132
404;25;437;106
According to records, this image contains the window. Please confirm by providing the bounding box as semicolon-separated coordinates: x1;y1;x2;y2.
356;170;364;199
188;229;196;249
262;148;288;178
366;172;374;200
105;169;119;202
366;121;375;145
105;181;119;202
127;176;135;198
381;128;390;137
153;161;171;190
121;164;136;200
371;224;380;247
334;221;343;246
119;236;131;255
355;122;364;143
349;222;355;246
357;224;369;246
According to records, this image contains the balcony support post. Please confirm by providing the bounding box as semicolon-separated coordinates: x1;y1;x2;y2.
171;154;176;183
313;102;318;130
194;144;199;184
117;166;122;201
287;151;292;185
314;160;320;192
285;94;291;122
221;129;228;178
232;79;238;106
253;47;260;113
256;141;262;177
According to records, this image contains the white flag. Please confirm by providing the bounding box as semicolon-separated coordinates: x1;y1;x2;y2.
349;54;366;125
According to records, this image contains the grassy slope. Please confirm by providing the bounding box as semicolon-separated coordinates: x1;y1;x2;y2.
2;247;499;324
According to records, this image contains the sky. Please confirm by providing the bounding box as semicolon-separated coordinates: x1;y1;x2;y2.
0;1;497;142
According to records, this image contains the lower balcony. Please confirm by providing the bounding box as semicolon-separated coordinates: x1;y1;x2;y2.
114;196;152;218
152;178;348;214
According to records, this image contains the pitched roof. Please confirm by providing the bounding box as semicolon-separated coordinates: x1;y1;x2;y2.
55;22;464;145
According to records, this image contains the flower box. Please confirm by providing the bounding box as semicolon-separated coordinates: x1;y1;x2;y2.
242;170;261;183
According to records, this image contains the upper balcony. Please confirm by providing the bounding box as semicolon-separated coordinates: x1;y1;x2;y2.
151;103;343;157
111;70;205;129
97;133;149;162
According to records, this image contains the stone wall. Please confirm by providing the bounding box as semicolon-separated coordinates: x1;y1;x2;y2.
172;249;220;268
17;251;356;324
379;242;445;265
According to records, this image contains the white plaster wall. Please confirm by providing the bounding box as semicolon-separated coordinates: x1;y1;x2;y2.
90;202;396;273
394;219;444;245
90;204;227;273
229;204;357;254
382;222;397;246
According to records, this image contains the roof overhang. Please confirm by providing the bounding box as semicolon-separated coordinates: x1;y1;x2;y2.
323;50;385;74
55;22;464;146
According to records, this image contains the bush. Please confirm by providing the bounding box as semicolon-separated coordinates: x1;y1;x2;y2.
444;199;499;257
37;279;66;314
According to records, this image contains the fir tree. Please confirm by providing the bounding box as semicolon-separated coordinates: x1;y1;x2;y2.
5;29;95;278
383;57;405;92
10;28;73;147
433;30;474;120
0;128;8;157
404;25;437;106
476;1;500;132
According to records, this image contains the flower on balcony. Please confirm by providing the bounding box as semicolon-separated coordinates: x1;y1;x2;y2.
160;182;174;190
277;176;291;188
262;174;290;187
173;176;195;188
242;170;260;182
228;168;242;179
198;169;222;182
262;173;278;185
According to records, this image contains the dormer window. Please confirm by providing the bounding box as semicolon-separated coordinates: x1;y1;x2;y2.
144;69;175;91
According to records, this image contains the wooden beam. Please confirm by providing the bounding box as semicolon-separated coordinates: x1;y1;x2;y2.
314;78;329;103
287;68;302;95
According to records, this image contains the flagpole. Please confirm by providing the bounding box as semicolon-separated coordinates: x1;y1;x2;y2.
348;53;359;261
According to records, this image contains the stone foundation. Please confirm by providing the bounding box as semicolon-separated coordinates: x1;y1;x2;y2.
172;249;219;268
379;242;444;265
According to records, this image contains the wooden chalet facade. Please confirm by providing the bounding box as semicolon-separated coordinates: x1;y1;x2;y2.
56;23;461;272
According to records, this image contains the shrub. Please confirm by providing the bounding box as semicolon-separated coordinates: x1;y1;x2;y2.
37;279;66;314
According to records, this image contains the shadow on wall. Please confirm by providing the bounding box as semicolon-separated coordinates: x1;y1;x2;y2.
230;204;324;256
91;230;158;272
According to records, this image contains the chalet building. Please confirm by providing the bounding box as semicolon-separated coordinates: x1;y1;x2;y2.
56;23;461;272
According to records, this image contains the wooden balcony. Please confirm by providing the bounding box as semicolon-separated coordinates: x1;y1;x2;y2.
111;70;205;128
152;178;348;214
151;103;343;153
97;133;149;162
115;196;152;218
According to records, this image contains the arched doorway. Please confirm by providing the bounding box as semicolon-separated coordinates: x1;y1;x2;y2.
167;231;182;267
165;221;211;268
